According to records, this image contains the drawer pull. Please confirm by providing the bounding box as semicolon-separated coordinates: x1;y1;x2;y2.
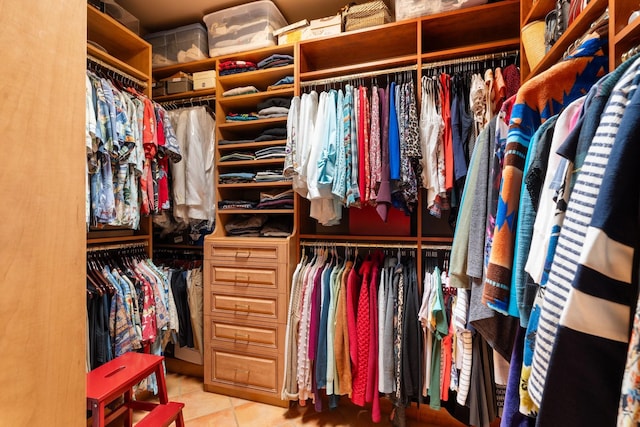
234;303;250;311
235;274;249;283
235;250;250;258
234;368;250;383
234;332;250;342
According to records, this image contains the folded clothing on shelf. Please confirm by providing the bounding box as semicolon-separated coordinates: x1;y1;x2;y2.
257;54;294;69
254;146;286;159
218;200;258;209
225;214;268;237
258;106;289;118
224;214;292;237
254;127;287;142
222;85;259;97
218;152;256;162
259;217;292;237
218;138;255;145
256;188;294;209
255;169;287;182
225;112;259;121
267;76;294;91
219;60;257;76
219;172;256;183
257;97;291;110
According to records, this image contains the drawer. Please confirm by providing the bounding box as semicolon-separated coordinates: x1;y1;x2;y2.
209;318;284;351
209;264;283;292
205;240;288;264
209;292;285;322
211;350;278;392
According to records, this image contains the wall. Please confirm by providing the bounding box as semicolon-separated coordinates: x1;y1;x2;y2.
0;1;87;425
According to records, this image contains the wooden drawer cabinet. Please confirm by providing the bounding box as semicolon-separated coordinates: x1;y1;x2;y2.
203;236;292;407
210;349;278;392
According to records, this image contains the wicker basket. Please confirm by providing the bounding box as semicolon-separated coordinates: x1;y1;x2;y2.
344;1;392;32
521;20;546;70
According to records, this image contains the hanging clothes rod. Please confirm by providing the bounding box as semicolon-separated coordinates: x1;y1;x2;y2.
299;64;418;88
421;245;452;250
87;54;148;89
421;49;520;70
160;95;216;108
299;241;419;249
563;9;608;60
87;241;148;252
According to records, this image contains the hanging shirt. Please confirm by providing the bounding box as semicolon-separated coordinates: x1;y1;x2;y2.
369;86;381;200
282;258;306;400
284;95;300;178
357;86;368;203
439;73;454;192
376;85;392;221
388;82;401;181
420;76;445;215
346;86;361;207
334;260;354;396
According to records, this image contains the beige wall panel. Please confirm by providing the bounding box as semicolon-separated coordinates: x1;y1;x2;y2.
0;1;87;425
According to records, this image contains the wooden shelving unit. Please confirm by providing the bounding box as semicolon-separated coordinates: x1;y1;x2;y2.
611;0;640;69
86;4;153;254
519;0;608;81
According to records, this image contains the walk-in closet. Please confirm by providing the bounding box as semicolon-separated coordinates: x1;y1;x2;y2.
3;0;640;425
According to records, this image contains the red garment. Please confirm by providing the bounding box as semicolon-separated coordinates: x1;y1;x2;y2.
139;277;156;343
366;255;382;423
140;98;157;215
218;60;257;71
142;98;157;159
140;159;152;215
441;332;453;401
439;74;454;191
352;259;372;407
346;265;362;371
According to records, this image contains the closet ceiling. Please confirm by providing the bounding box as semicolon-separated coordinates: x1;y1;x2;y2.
115;0;391;33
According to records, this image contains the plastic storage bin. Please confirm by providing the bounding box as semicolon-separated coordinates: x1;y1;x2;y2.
203;1;287;58
393;0;488;21
144;23;209;68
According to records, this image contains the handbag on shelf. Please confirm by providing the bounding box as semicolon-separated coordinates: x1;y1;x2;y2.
544;0;571;52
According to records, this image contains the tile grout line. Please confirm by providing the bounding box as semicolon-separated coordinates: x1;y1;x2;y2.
230;396;242;427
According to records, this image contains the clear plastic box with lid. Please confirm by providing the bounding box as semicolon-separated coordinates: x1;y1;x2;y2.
144;23;209;68
203;0;287;58
393;0;488;21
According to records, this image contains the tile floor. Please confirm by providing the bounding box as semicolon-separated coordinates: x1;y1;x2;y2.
113;373;470;427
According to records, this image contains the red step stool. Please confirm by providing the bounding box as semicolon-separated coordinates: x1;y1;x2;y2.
87;352;185;427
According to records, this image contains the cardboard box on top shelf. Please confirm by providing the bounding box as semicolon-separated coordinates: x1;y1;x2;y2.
193;70;216;90
152;80;167;98
301;14;342;40
162;71;193;94
274;19;309;45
